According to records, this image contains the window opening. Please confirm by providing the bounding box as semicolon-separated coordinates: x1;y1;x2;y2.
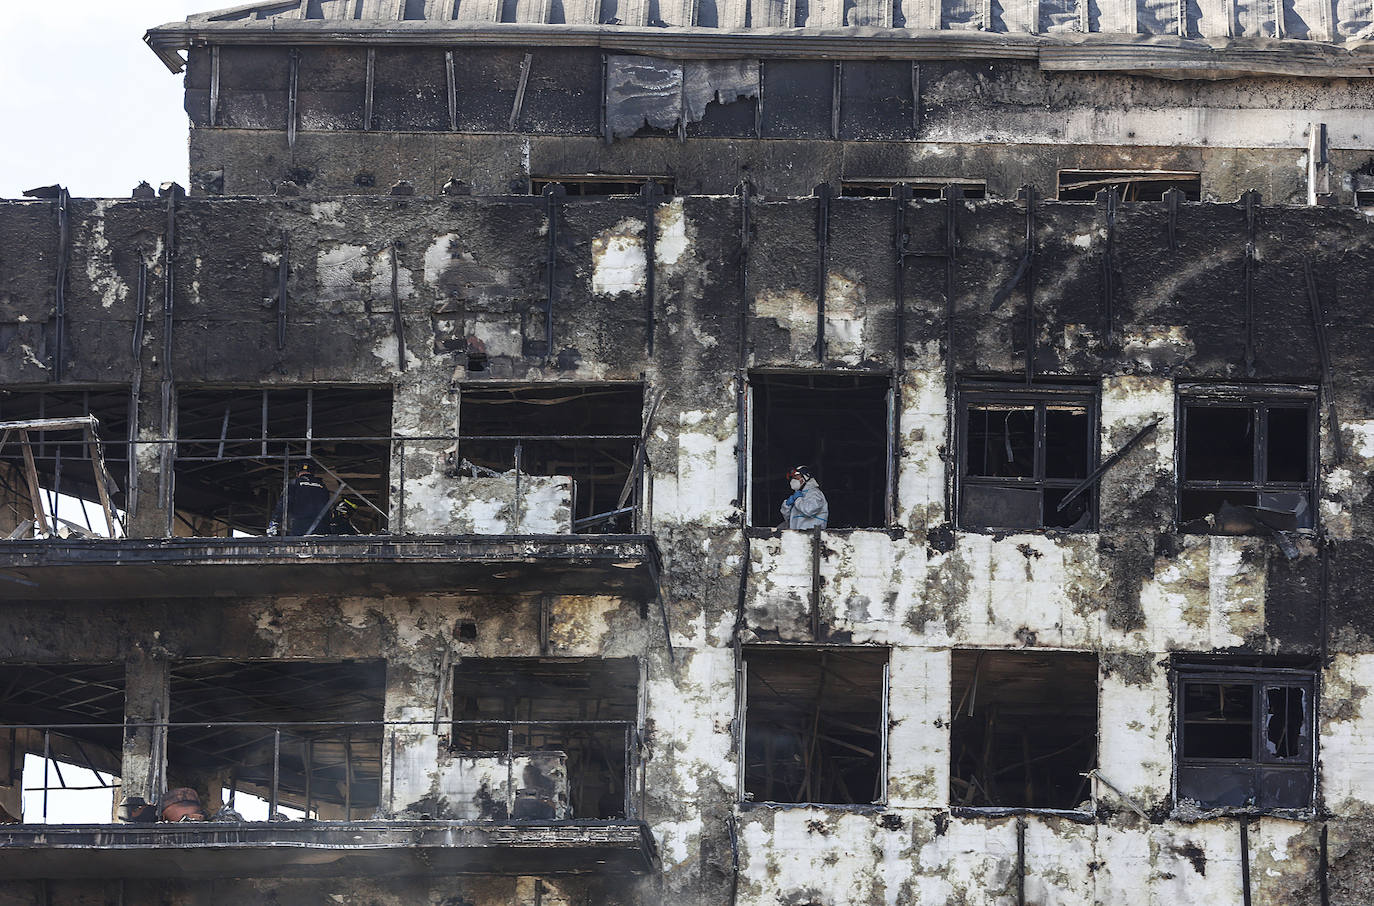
741;647;888;805
168;660;385;822
530;176;675;197
1057;170;1201;201
1175;664;1314;809
1178;388;1316;533
750;374;890;529
949;650;1097;810
173;387;392;537
0;664;125;824
450;658;641;820
457;383;644;533
840;179;987;200
0;389;130;540
958;383;1097;531
1354;189;1374;211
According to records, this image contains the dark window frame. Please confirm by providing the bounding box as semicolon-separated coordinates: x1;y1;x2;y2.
1175;384;1319;533
1173;664;1316;811
956;381;1100;532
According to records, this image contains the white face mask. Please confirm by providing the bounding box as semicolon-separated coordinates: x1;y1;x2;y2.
789;478;803;491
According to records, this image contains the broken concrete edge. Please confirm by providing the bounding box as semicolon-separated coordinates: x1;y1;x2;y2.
141;21;1374;77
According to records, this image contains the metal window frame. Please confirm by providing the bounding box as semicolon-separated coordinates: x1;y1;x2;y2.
735;643;891;807
1171;664;1317;810
955;381;1100;532
1175;384;1319;530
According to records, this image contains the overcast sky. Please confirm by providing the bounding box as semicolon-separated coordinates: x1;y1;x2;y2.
0;2;211;199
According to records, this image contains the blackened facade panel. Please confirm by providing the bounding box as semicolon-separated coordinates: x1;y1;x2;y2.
454;48;525;133
519;50;602;136
373;49;449;132
218;46;291;131
297;47;367;132
761;61;833;139
839;62;915;141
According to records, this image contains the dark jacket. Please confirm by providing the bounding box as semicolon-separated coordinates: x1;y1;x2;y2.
270;473;332;535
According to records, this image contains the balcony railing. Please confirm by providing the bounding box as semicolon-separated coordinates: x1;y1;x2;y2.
3;719;647;825
4;433;653;540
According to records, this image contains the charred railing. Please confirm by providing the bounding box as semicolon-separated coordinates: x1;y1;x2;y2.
2;719;646;825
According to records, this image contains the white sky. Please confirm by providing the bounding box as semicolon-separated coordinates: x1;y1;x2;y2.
0;2;213;200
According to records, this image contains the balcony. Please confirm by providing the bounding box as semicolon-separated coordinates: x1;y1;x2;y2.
0;717;659;878
0;534;661;601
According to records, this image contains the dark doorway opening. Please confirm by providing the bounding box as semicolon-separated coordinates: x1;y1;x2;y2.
750;373;889;529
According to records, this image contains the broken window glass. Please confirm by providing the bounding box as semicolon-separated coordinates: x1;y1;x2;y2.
1178;390;1316;534
949;650;1097;810
1264;686;1307;759
958;385;1096;531
1175;665;1314;809
741;647;887;806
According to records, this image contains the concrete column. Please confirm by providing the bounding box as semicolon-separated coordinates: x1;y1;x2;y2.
390;367;459;534
382;656;446;817
126;376;172;539
0;729;21;821
121;653;169;809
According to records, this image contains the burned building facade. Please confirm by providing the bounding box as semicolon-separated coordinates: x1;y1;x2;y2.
1;1;1374;903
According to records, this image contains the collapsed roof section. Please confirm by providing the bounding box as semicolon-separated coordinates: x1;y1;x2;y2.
145;0;1374;79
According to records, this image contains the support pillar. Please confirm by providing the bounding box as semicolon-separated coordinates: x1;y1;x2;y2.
121;654;169;809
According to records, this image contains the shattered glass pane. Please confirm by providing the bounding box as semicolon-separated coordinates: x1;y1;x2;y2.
1264;686;1306;758
1184;405;1254;481
1266;408;1311;483
1043;487;1091;529
1182;682;1253;759
966;406;1035;478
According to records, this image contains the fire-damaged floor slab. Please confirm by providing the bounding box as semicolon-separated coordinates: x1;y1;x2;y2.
0;536;660;601
0;820;660;878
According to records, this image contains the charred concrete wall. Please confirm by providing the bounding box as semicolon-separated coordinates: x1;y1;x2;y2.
2;192;1374;903
181;45;1374;204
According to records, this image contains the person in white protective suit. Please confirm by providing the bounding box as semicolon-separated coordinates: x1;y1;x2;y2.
779;464;829;530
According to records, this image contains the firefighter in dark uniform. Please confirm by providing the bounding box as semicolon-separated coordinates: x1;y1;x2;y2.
267;461;333;536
